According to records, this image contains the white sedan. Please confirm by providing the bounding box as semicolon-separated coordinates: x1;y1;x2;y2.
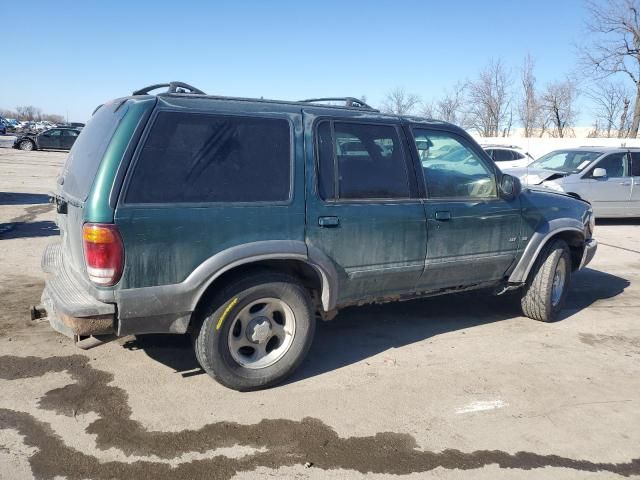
482;145;536;169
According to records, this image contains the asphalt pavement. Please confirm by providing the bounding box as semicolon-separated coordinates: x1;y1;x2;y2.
0;149;639;479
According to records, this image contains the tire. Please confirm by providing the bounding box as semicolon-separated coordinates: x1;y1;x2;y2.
193;271;316;391
521;238;571;322
19;140;35;151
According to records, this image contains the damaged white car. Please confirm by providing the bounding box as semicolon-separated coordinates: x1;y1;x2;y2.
505;147;640;218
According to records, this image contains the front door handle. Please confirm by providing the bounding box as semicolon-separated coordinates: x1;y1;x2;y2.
435;211;451;221
619;182;632;186
318;216;340;228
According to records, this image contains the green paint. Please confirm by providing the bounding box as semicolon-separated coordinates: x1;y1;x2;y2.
85;98;155;223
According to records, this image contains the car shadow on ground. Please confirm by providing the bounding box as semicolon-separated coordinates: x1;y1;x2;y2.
0;192;50;205
0;221;59;239
121;267;629;383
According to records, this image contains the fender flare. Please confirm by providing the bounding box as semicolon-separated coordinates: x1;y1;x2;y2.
508;220;585;284
115;241;339;334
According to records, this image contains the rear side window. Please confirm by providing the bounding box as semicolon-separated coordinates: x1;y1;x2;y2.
126;112;291;203
316;121;410;200
61;101;128;201
630;152;640;176
492;149;513;162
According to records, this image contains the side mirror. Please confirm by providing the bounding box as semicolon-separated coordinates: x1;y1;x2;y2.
592;168;607;178
499;173;521;200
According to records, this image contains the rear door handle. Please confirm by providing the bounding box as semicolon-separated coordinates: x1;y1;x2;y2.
619;182;632;186
318;216;340;228
435;211;451;221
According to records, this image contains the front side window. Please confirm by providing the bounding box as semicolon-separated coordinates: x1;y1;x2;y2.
63;130;79;137
592;153;627;178
126;112;291;203
316;121;410;200
45;129;62;137
413;129;496;198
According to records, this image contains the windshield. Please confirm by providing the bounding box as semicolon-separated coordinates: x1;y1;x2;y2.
529;150;602;173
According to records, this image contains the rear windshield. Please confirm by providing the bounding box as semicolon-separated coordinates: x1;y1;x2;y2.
60;101;128;201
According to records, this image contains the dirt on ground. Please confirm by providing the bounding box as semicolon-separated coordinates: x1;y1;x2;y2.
1;149;639;479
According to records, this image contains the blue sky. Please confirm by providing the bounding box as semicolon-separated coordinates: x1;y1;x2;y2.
2;0;592;123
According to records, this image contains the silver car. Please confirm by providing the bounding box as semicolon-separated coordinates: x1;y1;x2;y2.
506;147;640;218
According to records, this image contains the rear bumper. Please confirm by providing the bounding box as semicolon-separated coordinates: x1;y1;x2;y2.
41;243;116;338
579;238;598;270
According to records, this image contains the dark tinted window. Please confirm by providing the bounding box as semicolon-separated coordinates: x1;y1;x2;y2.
593;153;627;177
45;129;62;137
62;129;79;137
513;151;525;160
316;122;335;199
631;152;640;176
492;149;513;162
316;122;410;200
61;101;128;201
126;112;291;203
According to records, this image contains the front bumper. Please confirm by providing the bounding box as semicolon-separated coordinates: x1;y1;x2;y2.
41;243;115;338
579;238;598;270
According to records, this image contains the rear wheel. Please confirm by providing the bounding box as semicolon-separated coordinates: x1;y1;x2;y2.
193;272;315;391
521;239;571;322
19;140;35;151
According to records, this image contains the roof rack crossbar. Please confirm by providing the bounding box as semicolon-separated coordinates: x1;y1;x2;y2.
299;97;377;111
132;82;206;96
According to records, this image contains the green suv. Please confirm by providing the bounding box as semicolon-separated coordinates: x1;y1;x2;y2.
40;82;597;391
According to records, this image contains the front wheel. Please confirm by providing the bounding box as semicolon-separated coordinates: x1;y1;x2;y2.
18;140;35;151
193;272;316;391
521;239;571;322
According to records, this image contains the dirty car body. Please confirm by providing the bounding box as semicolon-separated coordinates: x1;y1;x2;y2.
39;82;598;390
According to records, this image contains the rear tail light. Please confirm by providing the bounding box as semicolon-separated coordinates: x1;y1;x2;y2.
82;223;124;286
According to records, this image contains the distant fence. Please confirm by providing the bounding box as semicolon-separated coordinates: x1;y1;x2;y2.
472;136;640;159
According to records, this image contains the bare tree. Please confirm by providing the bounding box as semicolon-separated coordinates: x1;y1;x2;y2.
42;113;65;123
619;97;632;136
517;54;540;137
422;100;435;119
581;0;640;137
586;81;631;137
16;106;42;121
467;59;512;137
541;79;579;138
381;88;421;115
437;82;467;125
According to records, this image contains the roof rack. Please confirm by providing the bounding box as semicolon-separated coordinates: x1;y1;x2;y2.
299;97;377;111
132;82;205;96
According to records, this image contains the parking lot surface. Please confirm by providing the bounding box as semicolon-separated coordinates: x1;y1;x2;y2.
0;148;639;479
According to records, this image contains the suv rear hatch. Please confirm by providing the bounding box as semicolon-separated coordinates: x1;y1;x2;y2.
54;97;155;286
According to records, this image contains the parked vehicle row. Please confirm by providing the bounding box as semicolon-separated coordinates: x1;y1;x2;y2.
0;116;85;134
37;81;597;391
